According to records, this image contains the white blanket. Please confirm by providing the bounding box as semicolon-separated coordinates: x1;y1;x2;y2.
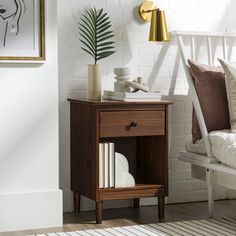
209;130;236;169
186;130;236;168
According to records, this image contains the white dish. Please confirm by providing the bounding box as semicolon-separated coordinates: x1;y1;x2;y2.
114;76;132;81
114;67;131;76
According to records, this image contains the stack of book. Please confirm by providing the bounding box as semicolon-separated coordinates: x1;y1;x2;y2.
103;90;161;102
99;142;115;188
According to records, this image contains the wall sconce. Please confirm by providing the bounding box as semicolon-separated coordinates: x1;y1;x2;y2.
139;1;169;42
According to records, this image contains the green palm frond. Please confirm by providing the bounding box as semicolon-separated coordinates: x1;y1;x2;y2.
79;7;116;64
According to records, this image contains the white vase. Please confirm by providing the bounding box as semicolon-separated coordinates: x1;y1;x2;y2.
88;64;102;100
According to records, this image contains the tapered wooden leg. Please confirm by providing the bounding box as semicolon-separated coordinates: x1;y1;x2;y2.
74;192;80;213
134;198;140;209
158;196;165;219
96;201;103;224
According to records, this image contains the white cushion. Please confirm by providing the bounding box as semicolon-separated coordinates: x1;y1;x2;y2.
218;58;236;132
186;130;236;169
209;130;236;169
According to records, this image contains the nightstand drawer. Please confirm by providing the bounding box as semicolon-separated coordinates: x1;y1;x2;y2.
100;110;165;137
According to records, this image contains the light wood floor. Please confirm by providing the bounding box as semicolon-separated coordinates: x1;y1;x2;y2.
2;200;236;236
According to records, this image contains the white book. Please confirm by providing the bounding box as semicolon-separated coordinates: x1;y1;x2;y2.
103;143;109;188
103;95;161;102
99;143;104;188
108;143;115;188
103;90;161;99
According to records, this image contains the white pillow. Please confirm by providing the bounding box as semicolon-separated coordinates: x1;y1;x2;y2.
218;58;236;132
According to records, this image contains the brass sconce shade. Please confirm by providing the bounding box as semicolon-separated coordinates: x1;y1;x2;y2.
139;1;169;42
149;9;169;42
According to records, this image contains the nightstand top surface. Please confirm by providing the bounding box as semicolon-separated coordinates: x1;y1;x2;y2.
68;98;173;105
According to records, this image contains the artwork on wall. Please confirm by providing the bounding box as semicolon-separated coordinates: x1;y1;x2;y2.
0;0;45;61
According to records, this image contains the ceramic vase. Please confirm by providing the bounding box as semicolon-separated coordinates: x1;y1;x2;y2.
88;64;102;100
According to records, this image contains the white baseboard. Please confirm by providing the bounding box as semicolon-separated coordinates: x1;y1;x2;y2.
0;189;62;232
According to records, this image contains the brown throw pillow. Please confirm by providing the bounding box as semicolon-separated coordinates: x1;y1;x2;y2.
188;59;230;143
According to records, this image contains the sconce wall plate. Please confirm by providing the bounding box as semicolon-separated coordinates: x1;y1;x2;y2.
139;1;157;22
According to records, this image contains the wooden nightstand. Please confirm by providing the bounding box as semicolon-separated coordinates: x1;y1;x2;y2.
68;99;172;223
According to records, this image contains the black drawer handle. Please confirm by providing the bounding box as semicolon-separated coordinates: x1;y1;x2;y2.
130;121;138;127
126;121;138;130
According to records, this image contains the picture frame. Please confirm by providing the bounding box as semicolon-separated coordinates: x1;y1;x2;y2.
0;0;45;61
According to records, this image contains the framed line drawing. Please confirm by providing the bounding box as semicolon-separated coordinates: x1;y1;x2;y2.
0;0;45;61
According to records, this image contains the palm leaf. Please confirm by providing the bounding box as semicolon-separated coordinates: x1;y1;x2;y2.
97;22;111;31
78;7;116;64
81;47;95;58
97;51;115;60
79;27;96;48
97;22;111;33
97;34;114;43
97;41;115;47
97;8;103;19
80;39;95;56
79;27;95;49
97;31;113;39
86;9;96;25
79;34;95;53
81;14;95;33
97;25;111;35
97;46;114;52
80;19;95;45
79;22;94;38
97;12;107;22
97;16;110;27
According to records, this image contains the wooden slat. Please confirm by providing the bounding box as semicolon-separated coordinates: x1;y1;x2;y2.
223;37;227;59
191;36;196;60
207;36;213;65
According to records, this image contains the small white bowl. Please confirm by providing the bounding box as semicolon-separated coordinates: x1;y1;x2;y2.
114;67;131;76
114;76;132;81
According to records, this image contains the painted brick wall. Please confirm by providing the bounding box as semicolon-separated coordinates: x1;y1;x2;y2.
58;0;236;212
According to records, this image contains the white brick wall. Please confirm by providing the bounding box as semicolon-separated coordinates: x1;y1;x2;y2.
58;0;236;212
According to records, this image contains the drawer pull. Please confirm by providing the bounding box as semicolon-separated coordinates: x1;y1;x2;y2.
126;121;138;131
130;121;138;127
